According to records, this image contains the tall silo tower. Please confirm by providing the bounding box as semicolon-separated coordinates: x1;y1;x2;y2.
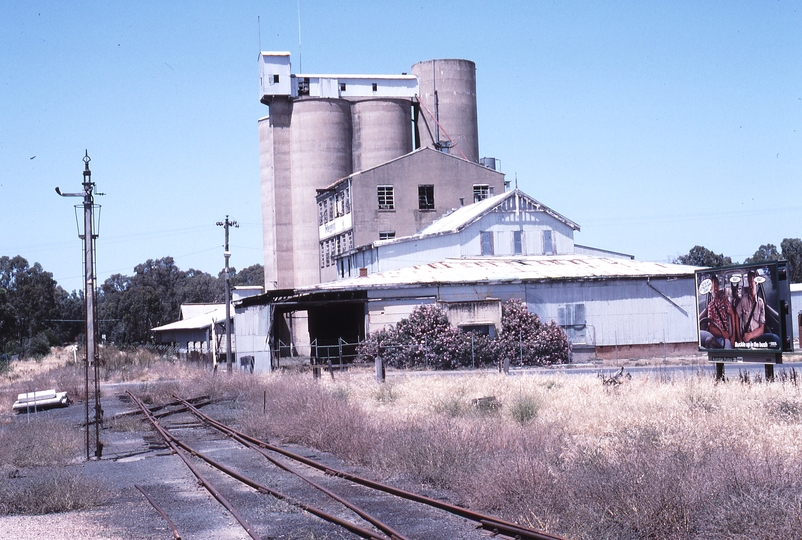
288;98;353;286
351;98;413;172
411;59;480;163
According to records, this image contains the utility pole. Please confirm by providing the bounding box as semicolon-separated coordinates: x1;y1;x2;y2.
56;151;104;460
216;216;238;372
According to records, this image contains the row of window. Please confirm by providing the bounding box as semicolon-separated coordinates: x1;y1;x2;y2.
291;78;380;95
320;231;354;268
479;230;554;256
318;188;352;226
377;184;493;211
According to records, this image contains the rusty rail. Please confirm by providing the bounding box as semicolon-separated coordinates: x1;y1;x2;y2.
127;392;261;540
128;391;390;540
135;484;181;540
176;395;568;540
174;396;410;540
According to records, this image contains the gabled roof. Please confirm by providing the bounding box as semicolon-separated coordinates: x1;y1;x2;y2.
180;304;222;320
318;147;504;193
152;304;231;333
418;188;580;236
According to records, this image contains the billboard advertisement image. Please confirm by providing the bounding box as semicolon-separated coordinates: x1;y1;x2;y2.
696;263;783;353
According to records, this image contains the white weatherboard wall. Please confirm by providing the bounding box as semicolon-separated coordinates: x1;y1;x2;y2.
350;193;576;277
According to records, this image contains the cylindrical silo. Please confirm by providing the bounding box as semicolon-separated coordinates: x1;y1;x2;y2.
289;98;353;287
411;59;479;163
351;99;413;172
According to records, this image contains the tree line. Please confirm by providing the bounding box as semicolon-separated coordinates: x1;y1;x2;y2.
0;255;263;359
675;238;802;280
3;238;800;359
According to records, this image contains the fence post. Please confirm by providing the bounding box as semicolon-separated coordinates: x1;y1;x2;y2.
311;355;320;380
471;333;475;369
375;356;385;383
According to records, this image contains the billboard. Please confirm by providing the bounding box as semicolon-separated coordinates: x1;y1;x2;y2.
695;261;793;357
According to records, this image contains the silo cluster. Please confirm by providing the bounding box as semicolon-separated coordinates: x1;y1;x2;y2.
259;55;482;289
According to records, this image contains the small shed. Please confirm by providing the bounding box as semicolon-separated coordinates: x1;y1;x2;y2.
151;303;233;364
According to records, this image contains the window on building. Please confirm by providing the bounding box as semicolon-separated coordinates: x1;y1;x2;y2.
379;231;396;241
372;82;378;92
298;77;310;95
344;186;351;214
339;82;347;92
543;230;554;255
335;192;344;218
480;231;494;256
377;185;394;210
418;185;435;210
513;230;523;255
473;184;493;202
318;201;325;226
272;74;280;84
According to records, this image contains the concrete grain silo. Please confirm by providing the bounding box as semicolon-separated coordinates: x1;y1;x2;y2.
412;59;479;163
351;99;413;172
288;98;353;286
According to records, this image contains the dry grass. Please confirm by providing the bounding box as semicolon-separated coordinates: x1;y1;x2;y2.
237;369;802;540
4;347;802;536
0;468;107;516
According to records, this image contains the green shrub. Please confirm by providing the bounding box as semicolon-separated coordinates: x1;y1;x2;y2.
509;394;540;424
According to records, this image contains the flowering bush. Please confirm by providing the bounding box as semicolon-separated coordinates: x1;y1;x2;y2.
357;299;570;369
497;298;571;366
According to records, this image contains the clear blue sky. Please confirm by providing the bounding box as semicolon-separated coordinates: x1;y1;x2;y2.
2;1;800;293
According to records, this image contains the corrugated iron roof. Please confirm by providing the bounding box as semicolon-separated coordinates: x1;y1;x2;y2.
306;255;700;292
180;304;223;320
152;304;231;333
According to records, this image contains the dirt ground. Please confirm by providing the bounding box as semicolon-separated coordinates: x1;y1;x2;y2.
0;382;493;540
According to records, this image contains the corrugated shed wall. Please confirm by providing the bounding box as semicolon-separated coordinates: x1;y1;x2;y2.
364;278;697;347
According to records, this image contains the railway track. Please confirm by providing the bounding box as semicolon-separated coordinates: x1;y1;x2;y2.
126;391;567;540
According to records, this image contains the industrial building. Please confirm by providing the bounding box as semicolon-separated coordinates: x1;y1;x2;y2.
234;186;699;373
236;52;704;372
235;254;699;373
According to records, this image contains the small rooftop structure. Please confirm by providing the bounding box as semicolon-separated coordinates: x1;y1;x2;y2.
259;52;418;103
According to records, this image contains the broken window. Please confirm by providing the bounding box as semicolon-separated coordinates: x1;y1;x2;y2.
418;185;435;210
473;184;493;202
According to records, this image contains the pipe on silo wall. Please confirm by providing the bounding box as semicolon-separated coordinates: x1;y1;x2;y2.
351;99;413;172
412;59;479;163
289;98;353;287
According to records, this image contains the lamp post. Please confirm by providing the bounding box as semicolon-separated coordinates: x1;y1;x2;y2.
55;151;103;459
